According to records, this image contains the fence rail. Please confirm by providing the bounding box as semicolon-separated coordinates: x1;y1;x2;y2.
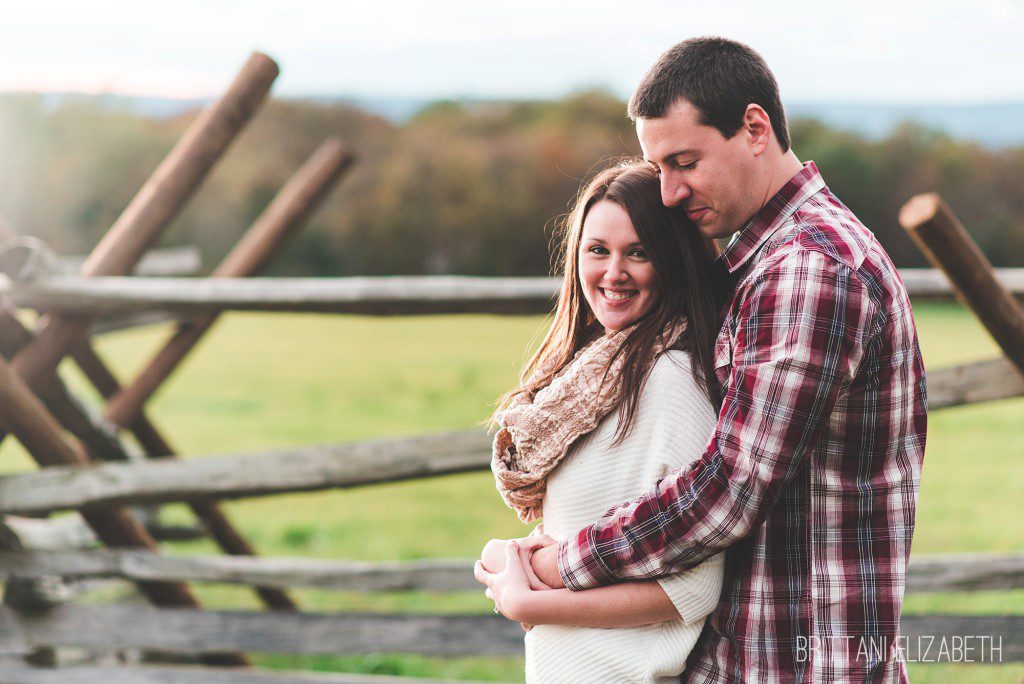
2;548;1022;595
0;431;492;515
0;605;525;658
0;663;448;684
2;269;1023;318
0;604;1019;661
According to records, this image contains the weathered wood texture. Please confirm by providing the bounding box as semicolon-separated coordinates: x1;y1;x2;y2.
900;194;1024;373
3;549;1022;595
0;312;144;465
10;52;279;391
0;605;1019;661
0;551;475;592
0;275;560;316
0;243;201;283
907;552;1024;593
900;267;1024;300
0;430;492;515
0;662;463;684
926;357;1024;409
5;270;1021;318
0;515;71;670
104;138;355;431
0;516;97;552
0;605;525;657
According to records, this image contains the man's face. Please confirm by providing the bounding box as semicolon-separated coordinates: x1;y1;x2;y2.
638;100;761;240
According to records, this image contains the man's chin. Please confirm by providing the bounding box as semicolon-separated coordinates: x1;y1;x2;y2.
696;220;739;241
696;222;724;239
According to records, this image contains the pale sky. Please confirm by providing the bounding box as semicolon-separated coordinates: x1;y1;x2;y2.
1;0;1022;103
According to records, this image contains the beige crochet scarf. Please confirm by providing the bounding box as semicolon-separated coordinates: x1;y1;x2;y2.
491;319;686;522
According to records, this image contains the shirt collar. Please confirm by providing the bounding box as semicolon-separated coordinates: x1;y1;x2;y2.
720;161;826;273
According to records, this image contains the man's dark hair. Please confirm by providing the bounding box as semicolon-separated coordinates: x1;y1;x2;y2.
628;37;791;152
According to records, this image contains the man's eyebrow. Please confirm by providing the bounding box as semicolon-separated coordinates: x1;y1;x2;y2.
659;149;698;163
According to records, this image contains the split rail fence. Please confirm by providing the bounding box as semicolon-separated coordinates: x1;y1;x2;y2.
0;52;1022;682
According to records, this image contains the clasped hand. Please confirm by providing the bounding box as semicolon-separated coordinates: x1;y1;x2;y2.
474;529;557;629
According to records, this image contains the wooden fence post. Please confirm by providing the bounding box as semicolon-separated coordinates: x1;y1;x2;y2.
900;193;1024;373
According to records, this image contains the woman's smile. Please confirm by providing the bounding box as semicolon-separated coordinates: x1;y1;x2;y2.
600;287;639;303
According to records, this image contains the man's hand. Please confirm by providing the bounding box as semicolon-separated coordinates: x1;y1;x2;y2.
519;533;565;589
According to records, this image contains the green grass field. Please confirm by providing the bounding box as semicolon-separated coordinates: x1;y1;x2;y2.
1;301;1021;681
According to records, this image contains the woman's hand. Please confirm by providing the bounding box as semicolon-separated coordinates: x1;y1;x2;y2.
474;541;534;623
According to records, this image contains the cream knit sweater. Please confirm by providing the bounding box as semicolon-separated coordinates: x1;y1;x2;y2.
525;350;724;684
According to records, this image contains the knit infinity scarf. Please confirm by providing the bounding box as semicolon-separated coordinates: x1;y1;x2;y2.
491;319;686;522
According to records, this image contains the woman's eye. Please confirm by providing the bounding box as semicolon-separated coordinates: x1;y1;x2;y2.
585;246;608;255
630;249;649;259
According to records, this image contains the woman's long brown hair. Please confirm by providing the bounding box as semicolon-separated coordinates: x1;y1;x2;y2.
498;161;728;440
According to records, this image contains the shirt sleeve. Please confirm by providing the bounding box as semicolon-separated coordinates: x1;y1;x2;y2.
558;248;873;590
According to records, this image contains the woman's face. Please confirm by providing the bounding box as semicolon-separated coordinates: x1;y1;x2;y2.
578;199;660;335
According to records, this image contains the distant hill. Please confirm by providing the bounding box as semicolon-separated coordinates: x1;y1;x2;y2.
9;92;1024;149
786;101;1024;149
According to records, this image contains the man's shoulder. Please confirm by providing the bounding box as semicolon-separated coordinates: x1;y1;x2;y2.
772;190;873;270
738;187;911;320
750;187;899;285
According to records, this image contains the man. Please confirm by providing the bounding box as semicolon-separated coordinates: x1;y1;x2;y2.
481;37;927;682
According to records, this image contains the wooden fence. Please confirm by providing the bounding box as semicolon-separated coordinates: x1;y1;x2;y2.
0;53;1022;682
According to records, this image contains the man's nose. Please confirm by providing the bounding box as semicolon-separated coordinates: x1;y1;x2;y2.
661;176;691;208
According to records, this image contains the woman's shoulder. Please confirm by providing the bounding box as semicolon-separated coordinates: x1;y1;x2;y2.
640;350;714;412
647;349;697;387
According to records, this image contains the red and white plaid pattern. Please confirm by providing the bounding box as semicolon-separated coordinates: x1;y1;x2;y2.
557;162;927;682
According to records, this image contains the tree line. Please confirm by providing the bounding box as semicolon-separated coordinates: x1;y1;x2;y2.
1;91;1022;276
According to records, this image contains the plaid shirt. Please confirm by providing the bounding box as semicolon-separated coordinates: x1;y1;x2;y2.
557;162;927;682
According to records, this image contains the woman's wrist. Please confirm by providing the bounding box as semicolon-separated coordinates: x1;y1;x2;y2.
504;586;541;624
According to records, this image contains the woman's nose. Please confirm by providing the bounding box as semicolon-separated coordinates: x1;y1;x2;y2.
606;258;629;282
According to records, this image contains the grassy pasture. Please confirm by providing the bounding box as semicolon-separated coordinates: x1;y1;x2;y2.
0;301;1021;681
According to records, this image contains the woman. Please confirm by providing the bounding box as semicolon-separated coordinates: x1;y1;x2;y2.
476;161;729;682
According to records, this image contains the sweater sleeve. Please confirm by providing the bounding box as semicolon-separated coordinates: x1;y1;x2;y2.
656;552;724;624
